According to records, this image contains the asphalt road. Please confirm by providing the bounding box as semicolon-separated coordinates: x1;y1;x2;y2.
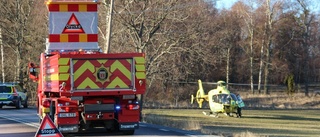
0;106;209;137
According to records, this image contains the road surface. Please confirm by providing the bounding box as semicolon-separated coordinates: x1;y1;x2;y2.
0;107;209;137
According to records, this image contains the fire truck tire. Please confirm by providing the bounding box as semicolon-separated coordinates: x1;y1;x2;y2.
123;130;135;135
15;98;22;109
49;102;56;122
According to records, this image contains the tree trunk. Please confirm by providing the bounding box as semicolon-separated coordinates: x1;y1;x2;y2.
258;18;267;94
226;47;230;89
303;44;309;96
16;47;21;83
258;44;264;94
105;0;114;53
263;0;272;95
249;28;254;94
264;44;270;94
297;0;312;97
0;28;4;82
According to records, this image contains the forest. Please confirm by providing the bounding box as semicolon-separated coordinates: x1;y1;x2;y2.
0;0;319;105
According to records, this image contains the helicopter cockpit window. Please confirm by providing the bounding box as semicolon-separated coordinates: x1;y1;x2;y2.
212;94;231;105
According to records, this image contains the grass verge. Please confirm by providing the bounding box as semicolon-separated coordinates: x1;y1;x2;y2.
142;109;320;137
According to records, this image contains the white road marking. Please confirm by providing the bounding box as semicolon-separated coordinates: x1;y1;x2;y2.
0;114;39;128
159;128;170;132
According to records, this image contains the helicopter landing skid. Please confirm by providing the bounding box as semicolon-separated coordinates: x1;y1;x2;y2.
202;111;219;118
224;113;234;117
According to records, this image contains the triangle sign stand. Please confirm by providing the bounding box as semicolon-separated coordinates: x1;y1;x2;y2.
35;115;63;137
62;13;85;34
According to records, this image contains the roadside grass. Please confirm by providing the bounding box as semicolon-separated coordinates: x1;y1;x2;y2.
142;92;320;136
142;109;320;137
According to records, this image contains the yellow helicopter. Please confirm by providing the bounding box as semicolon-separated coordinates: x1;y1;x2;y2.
191;80;245;118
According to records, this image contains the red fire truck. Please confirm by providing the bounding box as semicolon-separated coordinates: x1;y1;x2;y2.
28;0;146;135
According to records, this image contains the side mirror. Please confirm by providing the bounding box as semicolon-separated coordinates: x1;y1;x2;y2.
28;62;39;81
29;67;37;76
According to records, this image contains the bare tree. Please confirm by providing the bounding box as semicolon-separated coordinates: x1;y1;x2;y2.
214;9;241;87
112;0;171;53
296;0;314;96
263;0;272;94
234;1;256;93
0;0;35;83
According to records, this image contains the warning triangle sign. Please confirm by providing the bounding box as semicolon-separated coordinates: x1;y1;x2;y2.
62;13;85;33
35;115;63;137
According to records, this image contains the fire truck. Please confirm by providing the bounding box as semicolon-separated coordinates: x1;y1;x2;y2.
28;0;146;135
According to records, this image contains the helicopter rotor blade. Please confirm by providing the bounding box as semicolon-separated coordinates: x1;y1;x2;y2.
191;95;194;104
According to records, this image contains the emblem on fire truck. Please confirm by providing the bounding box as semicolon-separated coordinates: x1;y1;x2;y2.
95;65;112;84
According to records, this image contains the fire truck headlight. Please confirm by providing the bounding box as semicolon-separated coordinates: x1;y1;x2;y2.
58;113;76;118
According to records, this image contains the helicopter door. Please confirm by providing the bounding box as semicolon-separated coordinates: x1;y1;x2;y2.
210;94;224;112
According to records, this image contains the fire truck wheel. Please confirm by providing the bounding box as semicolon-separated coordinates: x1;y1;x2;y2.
15;98;22;109
123;130;135;135
49;102;56;122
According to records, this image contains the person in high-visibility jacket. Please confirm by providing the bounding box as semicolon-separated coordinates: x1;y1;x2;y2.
236;93;245;118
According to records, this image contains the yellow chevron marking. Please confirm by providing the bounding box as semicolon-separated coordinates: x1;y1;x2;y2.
59;74;70;81
45;74;59;81
77;77;99;89
59;66;69;73
135;64;145;72
107;77;129;88
59;58;70;65
97;59;108;64
73;60;95;80
110;60;131;80
135;57;145;64
136;72;146;79
134;57;145;79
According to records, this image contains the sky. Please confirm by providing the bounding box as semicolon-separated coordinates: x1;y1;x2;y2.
215;0;320;13
216;0;238;9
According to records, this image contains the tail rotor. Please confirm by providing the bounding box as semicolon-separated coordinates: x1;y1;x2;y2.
190;80;208;108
